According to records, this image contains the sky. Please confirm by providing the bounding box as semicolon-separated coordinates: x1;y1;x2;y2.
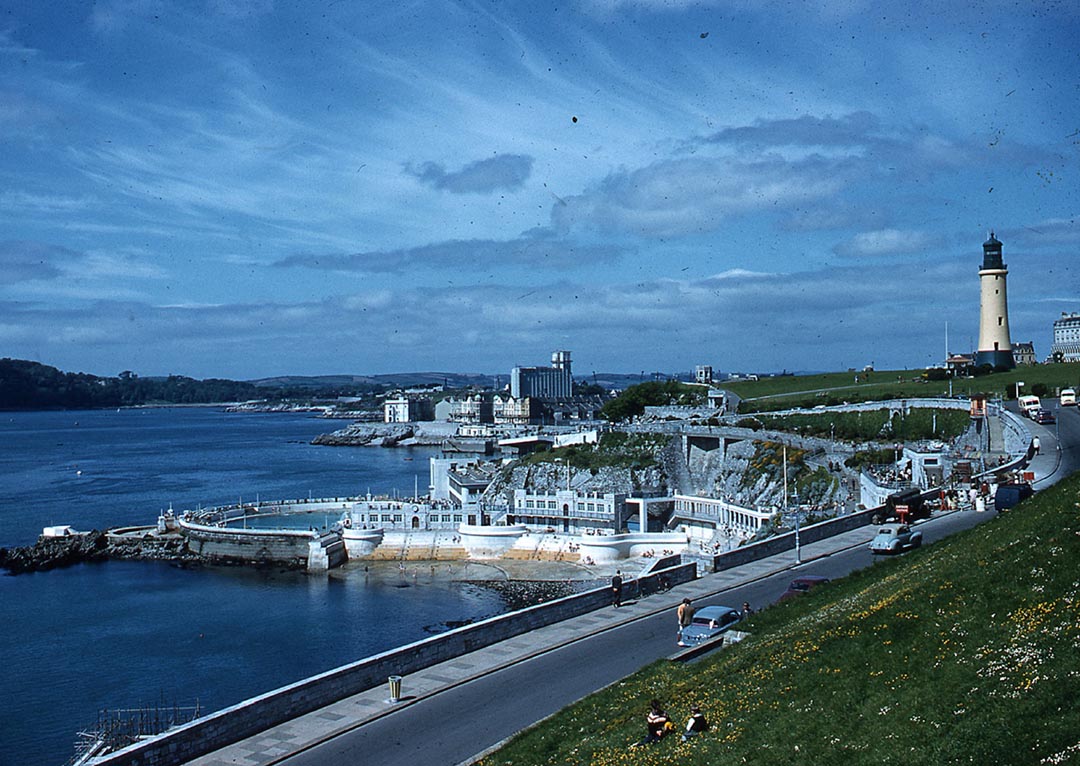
1;0;1078;380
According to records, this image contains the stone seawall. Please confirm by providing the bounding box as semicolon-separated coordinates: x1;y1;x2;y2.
92;562;698;766
178;519;334;570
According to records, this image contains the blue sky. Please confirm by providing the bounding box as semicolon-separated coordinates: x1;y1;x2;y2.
1;0;1077;379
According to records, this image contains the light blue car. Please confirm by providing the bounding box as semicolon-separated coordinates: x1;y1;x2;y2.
869;524;923;555
678;605;742;645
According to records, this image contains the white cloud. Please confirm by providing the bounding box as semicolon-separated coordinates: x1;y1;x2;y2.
833;229;940;258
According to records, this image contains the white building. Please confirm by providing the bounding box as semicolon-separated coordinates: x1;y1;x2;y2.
509;488;629;533
384;395;434;423
669;495;772;542
1051;312;1080;362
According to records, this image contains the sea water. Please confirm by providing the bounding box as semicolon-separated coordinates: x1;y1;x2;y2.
0;408;505;766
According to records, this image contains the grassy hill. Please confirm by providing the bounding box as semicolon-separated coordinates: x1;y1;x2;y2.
725;364;1080;413
479;471;1080;766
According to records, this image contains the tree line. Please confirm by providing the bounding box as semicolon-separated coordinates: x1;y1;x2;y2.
0;359;376;410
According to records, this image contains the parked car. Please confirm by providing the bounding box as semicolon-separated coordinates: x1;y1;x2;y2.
778;574;831;601
869;524;923;554
1033;408;1056;425
678;605;742;645
995;482;1035;511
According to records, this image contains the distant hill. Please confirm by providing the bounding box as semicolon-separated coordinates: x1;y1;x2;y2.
248;372;496;390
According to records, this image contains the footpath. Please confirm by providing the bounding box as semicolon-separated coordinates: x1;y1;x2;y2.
186;428;1064;766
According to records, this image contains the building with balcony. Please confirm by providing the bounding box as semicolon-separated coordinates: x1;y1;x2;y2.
669;495;772;542
1051;312;1080;362
508;488;629;534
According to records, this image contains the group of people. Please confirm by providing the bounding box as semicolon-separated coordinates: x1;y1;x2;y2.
631;699;709;747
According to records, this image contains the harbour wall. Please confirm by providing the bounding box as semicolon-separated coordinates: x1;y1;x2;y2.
177;519;347;570
92;561;697;766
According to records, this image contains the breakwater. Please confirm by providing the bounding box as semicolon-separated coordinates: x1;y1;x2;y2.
0;529;197;574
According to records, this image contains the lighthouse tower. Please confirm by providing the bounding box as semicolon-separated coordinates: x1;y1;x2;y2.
973;232;1015;370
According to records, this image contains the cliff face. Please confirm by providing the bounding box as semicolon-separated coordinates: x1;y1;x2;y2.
481;435;847;511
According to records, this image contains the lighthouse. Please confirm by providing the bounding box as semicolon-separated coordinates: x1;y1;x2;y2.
973;232;1015;370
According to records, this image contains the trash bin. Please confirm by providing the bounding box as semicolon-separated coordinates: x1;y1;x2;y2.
388;675;403;703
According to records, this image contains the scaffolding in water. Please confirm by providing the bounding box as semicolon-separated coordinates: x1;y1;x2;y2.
69;699;201;765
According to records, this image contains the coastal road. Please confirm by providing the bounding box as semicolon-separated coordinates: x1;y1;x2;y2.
280;508;1001;766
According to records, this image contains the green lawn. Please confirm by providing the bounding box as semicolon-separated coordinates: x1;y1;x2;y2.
725;364;1080;413
479;471;1080;766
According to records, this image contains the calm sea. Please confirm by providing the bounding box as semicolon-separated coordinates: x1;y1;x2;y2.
0;408;505;766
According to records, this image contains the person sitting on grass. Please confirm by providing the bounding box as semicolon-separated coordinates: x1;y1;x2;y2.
631;699;671;746
682;705;709;741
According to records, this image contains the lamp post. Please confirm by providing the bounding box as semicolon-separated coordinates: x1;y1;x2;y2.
793;488;801;565
784;445;802;564
1015;380;1025;400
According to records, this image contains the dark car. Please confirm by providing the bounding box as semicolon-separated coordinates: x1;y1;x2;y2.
1033;409;1056;425
995;482;1035;510
779;574;831;602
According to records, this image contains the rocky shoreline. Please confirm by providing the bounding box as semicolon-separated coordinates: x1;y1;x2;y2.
0;531;200;575
465;578;590;610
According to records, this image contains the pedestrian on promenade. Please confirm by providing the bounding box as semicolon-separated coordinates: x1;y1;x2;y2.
611;570;623;608
677;598;695;646
1033;436;1041;455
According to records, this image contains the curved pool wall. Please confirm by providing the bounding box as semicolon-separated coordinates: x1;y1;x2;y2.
577;532;690;562
177;518;347;570
459;524;529;558
341;527;385;557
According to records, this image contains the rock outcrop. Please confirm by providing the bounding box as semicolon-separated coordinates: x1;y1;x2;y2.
0;531;199;574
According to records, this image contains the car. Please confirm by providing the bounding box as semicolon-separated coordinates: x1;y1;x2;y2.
869;524;923;554
1061;389;1076;407
778;574;831;601
1033;408;1056;425
678;605;742;645
995;482;1034;510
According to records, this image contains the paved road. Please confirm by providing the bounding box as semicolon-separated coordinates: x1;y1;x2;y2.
281;509;998;766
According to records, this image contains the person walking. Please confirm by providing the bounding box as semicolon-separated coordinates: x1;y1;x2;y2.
611;570;623;608
677;598;695;646
1033;435;1041;455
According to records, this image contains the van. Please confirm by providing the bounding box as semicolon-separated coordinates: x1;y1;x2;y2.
995;482;1034;510
1017;395;1041;417
1061;389;1076;407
